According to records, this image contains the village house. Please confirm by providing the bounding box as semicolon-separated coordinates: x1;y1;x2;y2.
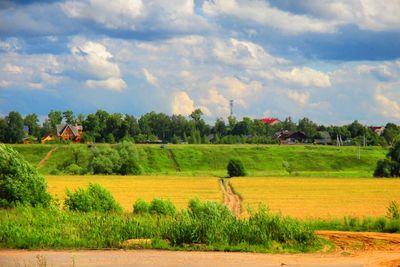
41;124;83;143
277;130;307;144
259;117;280;125
369;126;385;136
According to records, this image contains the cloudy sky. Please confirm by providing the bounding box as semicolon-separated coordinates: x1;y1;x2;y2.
1;0;400;125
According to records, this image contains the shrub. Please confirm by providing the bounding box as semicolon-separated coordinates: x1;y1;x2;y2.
387;200;400;219
64;163;83;175
0;144;51;208
374;159;393;177
116;141;143;175
227;158;246;177
64;183;122;213
149;198;176;216
90;147;121;174
374;141;400;177
133;198;150;214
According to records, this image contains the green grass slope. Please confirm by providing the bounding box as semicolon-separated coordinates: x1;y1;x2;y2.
9;144;388;177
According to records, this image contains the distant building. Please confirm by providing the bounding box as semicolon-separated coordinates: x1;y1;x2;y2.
369;126;385;136
56;124;83;142
277;130;306;144
259;117;280;125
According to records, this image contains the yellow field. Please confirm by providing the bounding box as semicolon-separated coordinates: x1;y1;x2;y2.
46;175;222;211
231;177;400;219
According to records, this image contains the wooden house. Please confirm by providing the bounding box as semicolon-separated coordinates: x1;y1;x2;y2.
56;124;83;142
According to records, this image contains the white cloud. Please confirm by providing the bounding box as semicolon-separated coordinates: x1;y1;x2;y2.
203;0;336;34
85;77;127;91
274;67;331;88
143;68;158;86
3;64;23;73
375;93;400;119
286;90;310;106
172;91;195;116
62;0;143;30
213;38;287;68
70;41;121;79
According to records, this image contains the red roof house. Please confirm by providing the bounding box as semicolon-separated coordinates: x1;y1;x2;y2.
260;118;280;125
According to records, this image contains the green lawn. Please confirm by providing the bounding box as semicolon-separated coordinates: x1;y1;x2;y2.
10;144;388;177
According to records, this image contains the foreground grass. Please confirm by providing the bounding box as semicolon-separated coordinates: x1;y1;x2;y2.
0;205;318;253
232;177;400;219
46;175;221;211
12;144;388;177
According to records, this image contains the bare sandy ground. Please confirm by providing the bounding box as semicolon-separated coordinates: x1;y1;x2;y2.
220;180;241;217
2;248;400;267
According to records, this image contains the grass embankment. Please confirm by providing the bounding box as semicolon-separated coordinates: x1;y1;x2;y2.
231;177;400;219
46;176;221;211
0;204;318;252
12;144;388;177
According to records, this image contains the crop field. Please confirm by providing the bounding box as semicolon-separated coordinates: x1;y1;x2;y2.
46;175;221;211
231;177;400;219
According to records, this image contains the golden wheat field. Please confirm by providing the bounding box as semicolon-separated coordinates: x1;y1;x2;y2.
46;175;222;211
231;177;400;219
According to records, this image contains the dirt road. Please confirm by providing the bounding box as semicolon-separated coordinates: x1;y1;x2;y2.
220;179;241;217
36;146;57;169
2;248;400;267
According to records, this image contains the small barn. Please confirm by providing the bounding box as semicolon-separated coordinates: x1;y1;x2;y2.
278;130;306;144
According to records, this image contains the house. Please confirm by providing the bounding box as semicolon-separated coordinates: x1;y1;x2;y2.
56;124;83;142
314;131;332;145
277;130;306;144
260;117;280;125
41;134;55;144
369;126;385;136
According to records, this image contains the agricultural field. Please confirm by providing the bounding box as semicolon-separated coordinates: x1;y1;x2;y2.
231;177;400;219
46;175;221;211
12;144;388;177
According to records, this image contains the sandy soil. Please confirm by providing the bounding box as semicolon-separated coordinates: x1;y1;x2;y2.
220;180;241;217
2;231;400;266
2;248;400;267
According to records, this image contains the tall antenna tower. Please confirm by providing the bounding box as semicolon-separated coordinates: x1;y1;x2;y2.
230;100;234;116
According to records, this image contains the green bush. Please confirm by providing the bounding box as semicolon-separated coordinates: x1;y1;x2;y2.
0;144;51;208
116;141;143;175
64;183;122;213
227;158;246;177
65;163;83;175
149;198;176;216
90;147;121;174
374;159;393;177
374;141;400;177
387;200;400;219
133;198;150;214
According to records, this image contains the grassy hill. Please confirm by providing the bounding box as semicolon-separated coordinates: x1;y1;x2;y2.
10;144;388;177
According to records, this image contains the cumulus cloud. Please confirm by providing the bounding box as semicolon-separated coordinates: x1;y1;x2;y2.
203;0;336;34
3;63;23;73
143;68;158;86
85;77;127;91
286;90;310;106
375;93;400;119
213;38;287;68
171;91;195;116
274;67;331;88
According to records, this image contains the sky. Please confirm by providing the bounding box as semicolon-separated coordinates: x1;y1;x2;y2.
1;0;400;125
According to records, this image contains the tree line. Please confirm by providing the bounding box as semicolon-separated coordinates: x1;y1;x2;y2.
0;109;399;145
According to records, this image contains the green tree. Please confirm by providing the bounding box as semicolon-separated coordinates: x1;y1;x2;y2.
48;110;62;134
63;110;75;125
227;158;246;177
5;111;24;143
0;144;52;207
0;117;8;142
24;113;40;138
383;123;400;145
298;117;318;141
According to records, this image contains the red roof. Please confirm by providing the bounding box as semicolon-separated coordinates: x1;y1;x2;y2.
260;118;280;124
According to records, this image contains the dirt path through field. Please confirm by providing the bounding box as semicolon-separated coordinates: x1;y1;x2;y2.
166;149;181;172
220;179;241;217
36;146;57;169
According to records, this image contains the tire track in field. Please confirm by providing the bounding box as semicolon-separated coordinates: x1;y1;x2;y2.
166;149;181;172
37;146;57;170
219;179;241;217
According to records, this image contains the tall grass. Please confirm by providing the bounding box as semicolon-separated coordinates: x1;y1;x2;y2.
0;200;317;252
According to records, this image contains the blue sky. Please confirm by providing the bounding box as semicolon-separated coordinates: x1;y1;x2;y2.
1;0;400;125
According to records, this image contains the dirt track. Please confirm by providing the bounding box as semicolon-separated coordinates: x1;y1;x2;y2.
36;146;57;169
2;248;400;267
220;179;241;217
